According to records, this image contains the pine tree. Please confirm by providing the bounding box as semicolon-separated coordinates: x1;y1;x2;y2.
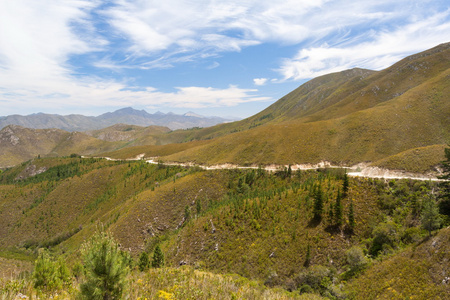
342;173;349;197
313;184;324;220
421;195;441;236
334;188;343;227
438;146;450;215
348;199;355;230
304;243;311;267
152;245;165;268
138;251;150;272
287;165;292;178
196;199;202;215
80;231;129;299
327;202;334;225
184;205;191;222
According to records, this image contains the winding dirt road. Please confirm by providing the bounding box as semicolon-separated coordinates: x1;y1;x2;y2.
143;158;443;182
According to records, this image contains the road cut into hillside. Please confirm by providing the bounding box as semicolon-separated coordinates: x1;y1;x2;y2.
89;154;443;181
143;157;443;182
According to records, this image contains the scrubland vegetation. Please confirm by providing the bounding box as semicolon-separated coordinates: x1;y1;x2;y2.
0;152;448;299
0;44;449;299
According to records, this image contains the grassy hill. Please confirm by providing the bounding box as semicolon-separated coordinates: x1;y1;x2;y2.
0;124;188;169
0;156;448;298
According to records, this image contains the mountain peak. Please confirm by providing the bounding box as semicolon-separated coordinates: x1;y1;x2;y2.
183;111;204;118
114;107;148;115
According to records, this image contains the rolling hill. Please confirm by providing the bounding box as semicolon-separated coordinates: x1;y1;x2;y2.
103;42;450;174
0;156;448;298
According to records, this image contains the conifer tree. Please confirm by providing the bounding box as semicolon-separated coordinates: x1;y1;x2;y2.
196;199;202;215
327;202;334;225
313;184;324;220
184;205;191;222
80;231;129;300
287;165;292;178
334;188;343;226
342;173;349;197
304;243;311;267
348;199;355;230
421;195;441;236
438;146;450;215
138;251;150;272
152;245;165;268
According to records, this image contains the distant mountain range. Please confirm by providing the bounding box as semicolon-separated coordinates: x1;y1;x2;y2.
0;107;234;131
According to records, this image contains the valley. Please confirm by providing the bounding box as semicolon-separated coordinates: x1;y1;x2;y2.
0;156;448;299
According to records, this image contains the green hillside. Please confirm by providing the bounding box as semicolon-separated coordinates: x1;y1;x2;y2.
0;155;448;298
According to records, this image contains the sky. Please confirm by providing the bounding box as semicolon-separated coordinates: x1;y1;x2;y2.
0;0;449;119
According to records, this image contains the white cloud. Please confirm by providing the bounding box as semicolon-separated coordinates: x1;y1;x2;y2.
0;0;449;117
277;9;450;80
99;0;331;59
253;78;268;86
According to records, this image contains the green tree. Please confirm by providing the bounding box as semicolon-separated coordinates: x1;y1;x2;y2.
304;243;311;267
334;189;343;226
348;199;355;230
313;184;324;220
438;146;450;215
138;251;150;272
80;231;129;300
342;173;349;197
152;245;165;268
327;202;334;224
369;220;399;256
421;195;442;236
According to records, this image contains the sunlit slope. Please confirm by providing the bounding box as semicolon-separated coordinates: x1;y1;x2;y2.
86;123;171;144
162;66;449;167
249;42;450;125
0;124;179;168
99;43;449;171
174;42;449;141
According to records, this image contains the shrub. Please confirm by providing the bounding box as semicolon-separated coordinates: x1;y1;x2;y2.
79;231;129;299
346;246;368;272
295;265;334;293
401;227;425;244
369;220;400;256
33;249;71;292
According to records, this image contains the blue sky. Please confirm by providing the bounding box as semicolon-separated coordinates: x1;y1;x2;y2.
0;0;449;119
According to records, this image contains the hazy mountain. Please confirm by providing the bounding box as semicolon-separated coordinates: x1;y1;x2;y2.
0;107;232;131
